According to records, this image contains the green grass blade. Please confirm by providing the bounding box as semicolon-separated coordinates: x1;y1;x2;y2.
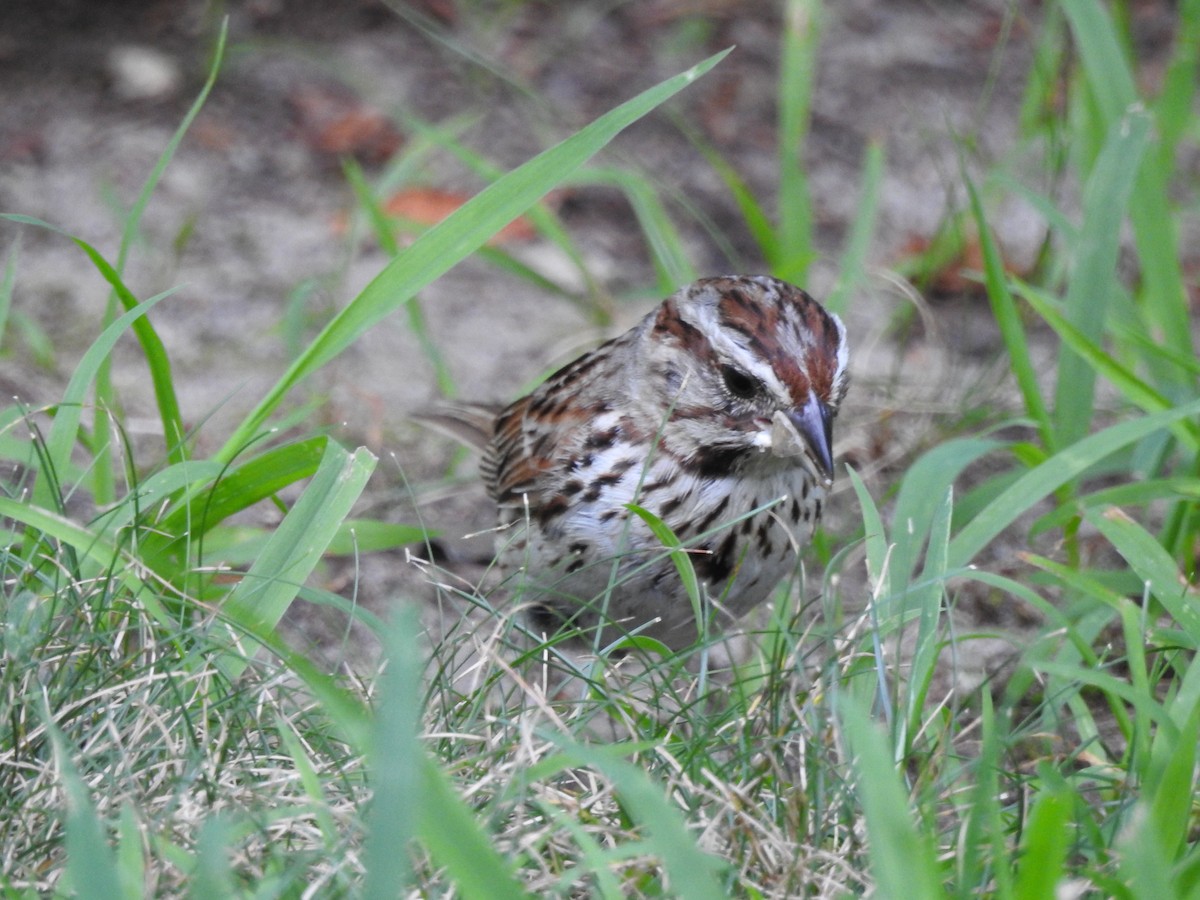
342;158;457;397
689;134;779;265
415;754;531;900
1031;658;1175;731
1051;106;1151;447
146;436;329;561
825;139;883;315
846;465;888;591
0;243;15;350
1061;0;1137;124
838;694;945;899
776;0;821;282
44;712;125;900
1117;820;1176;900
73;236;189;467
1153;0;1200;154
401;114;603;311
626;502;702;636
889;437;1004;592
564;166;696;291
363;605;422;899
595;168;696;289
89;23;225;500
1086;506;1200;643
215;50;730;465
1013;777;1071;900
1144;699;1200;862
326;519;430;555
966;178;1052;448
1018;281;1199;450
5;284;175;513
363;606;529;898
101;459;227;530
111;22;226;278
947;397;1200;568
1018;4;1066;137
543;739;728;900
0;215;188;470
1066;0;1194;380
115;805;145;900
1128;161;1192;381
274;715;338;852
905;486;951;734
191;818;236;899
216;442;376;679
959;693;1014;899
0;497;179;632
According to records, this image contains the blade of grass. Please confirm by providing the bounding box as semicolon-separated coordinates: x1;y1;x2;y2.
889;437;1004;593
0;243;15;350
1087;506;1200;643
776;0;821;282
946;397;1200;568
414;753;531;900
216;442;376;679
0;214;189;468
686;128;779;265
1142;689;1200;862
215;50;730;465
115;805;144;900
1064;0;1193;371
363;604;422;899
92;22;227;499
825;140;883;315
325;519;430;555
145;436;329;565
837;693;945;899
342;157;457;397
275;714;339;852
192;818;236;898
966;177;1053;449
1017;280;1199;451
1013;773;1071;900
577;167;696;290
904;485;951;740
539;803;627;900
400;113;603;312
43;710;125;900
1061;0;1136;123
846;464;888;590
1117;808;1177;900
0;496;180;630
540;738;728;900
1051;106;1151;448
626;502;702;638
959;692;1014;899
2;284;175;514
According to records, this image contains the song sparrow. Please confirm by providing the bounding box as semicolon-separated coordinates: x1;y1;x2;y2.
434;275;849;651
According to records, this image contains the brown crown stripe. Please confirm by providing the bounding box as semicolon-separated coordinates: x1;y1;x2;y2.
653;299;717;363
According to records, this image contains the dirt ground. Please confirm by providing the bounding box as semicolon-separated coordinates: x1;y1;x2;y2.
3;0;1166;685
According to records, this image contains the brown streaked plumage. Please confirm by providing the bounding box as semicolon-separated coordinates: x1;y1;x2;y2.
439;275;849;650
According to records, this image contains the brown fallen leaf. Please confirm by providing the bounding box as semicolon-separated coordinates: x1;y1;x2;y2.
380;186;540;244
288;84;403;165
898;227;1034;300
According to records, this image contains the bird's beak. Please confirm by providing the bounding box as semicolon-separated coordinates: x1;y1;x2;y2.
769;395;835;486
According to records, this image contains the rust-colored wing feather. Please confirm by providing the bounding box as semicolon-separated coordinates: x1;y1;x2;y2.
482;395;557;507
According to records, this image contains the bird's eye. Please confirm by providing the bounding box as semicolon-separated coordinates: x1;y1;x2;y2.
720;365;760;399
